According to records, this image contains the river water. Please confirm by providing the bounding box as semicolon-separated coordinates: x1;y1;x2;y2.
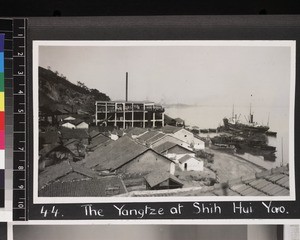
165;105;291;169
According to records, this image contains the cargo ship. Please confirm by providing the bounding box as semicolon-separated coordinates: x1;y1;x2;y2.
223;104;269;134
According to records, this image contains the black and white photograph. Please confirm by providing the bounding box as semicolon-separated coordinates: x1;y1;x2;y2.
33;41;295;201
12;224;284;240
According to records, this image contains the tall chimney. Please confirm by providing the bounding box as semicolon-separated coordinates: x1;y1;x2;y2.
126;72;128;102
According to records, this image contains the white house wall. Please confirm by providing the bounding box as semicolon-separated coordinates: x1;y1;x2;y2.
62;122;76;129
152;135;191;150
165;153;195;161
76;122;89;129
167;129;205;150
171;129;194;145
192;138;205;150
180;158;204;171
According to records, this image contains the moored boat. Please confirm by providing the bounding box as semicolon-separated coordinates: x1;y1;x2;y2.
223;104;269;134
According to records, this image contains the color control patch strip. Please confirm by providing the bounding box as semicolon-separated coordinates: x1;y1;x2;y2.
0;33;4;207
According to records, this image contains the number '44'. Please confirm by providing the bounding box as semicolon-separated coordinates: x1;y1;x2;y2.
40;206;59;218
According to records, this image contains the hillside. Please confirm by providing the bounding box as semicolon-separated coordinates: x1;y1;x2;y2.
39;67;110;114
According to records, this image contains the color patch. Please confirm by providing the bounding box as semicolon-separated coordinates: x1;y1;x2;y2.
0;53;3;72
0;73;3;92
0;92;3;111
0;131;4;149
0;112;3;131
0;150;4;169
0;170;3;189
0;34;3;52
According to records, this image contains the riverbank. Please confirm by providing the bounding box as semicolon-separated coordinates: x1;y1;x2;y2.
208;148;264;183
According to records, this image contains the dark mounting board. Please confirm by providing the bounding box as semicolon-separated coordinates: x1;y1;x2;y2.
17;16;300;220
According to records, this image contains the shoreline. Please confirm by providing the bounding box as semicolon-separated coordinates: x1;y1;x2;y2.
207;147;266;183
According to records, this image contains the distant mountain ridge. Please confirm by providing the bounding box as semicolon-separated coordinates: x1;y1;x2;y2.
39;66;110;114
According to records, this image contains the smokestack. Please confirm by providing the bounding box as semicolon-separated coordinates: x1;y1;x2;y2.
126;72;128;102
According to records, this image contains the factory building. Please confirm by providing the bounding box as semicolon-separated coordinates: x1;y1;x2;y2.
95;101;165;129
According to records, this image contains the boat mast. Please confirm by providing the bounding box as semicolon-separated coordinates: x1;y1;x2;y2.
249;94;254;124
249;103;252;123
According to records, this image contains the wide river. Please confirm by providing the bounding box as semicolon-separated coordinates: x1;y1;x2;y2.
165;104;292;169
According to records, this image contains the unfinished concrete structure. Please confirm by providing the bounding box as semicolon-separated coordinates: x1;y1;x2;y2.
95;101;165;129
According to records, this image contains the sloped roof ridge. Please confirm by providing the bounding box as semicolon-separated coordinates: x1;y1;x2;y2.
226;165;289;187
178;154;195;163
161;125;182;134
226;165;289;196
84;135;149;170
69;161;100;178
39;160;73;191
144;171;183;188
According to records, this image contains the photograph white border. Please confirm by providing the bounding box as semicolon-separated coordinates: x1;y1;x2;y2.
32;40;296;204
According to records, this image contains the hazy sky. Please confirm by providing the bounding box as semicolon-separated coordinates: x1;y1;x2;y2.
38;43;292;107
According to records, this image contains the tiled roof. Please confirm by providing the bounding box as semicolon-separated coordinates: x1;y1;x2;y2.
153;141;194;154
39;176;127;197
121;166;290;197
60;128;89;139
58;172;90;182
152;141;178;153
39;161;73;190
144;171;183;188
194;166;290;196
39;160;100;191
84;135;148;170
137;130;162;143
39;131;60;145
125;127;148;136
63;138;80;146
69;161;100;178
87;134;111;151
39;142;61;157
147;133;165;144
89;130;101;139
161;125;183;134
177;155;199;164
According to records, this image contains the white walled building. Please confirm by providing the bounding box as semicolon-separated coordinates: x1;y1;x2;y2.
62;122;76;129
161;125;205;150
76;121;89;129
177;155;204;171
61;119;89;130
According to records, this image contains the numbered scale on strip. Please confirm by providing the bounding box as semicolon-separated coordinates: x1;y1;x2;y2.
12;19;27;221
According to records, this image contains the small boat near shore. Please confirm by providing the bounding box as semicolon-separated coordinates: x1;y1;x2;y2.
200;129;209;133
235;143;276;161
266;131;277;137
210;133;276;161
210;143;236;153
208;128;217;133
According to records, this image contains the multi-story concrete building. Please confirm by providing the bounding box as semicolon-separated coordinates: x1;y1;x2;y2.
95;101;165;129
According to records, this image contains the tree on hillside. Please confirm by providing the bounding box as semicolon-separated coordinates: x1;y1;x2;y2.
77;81;90;92
90;88;110;101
